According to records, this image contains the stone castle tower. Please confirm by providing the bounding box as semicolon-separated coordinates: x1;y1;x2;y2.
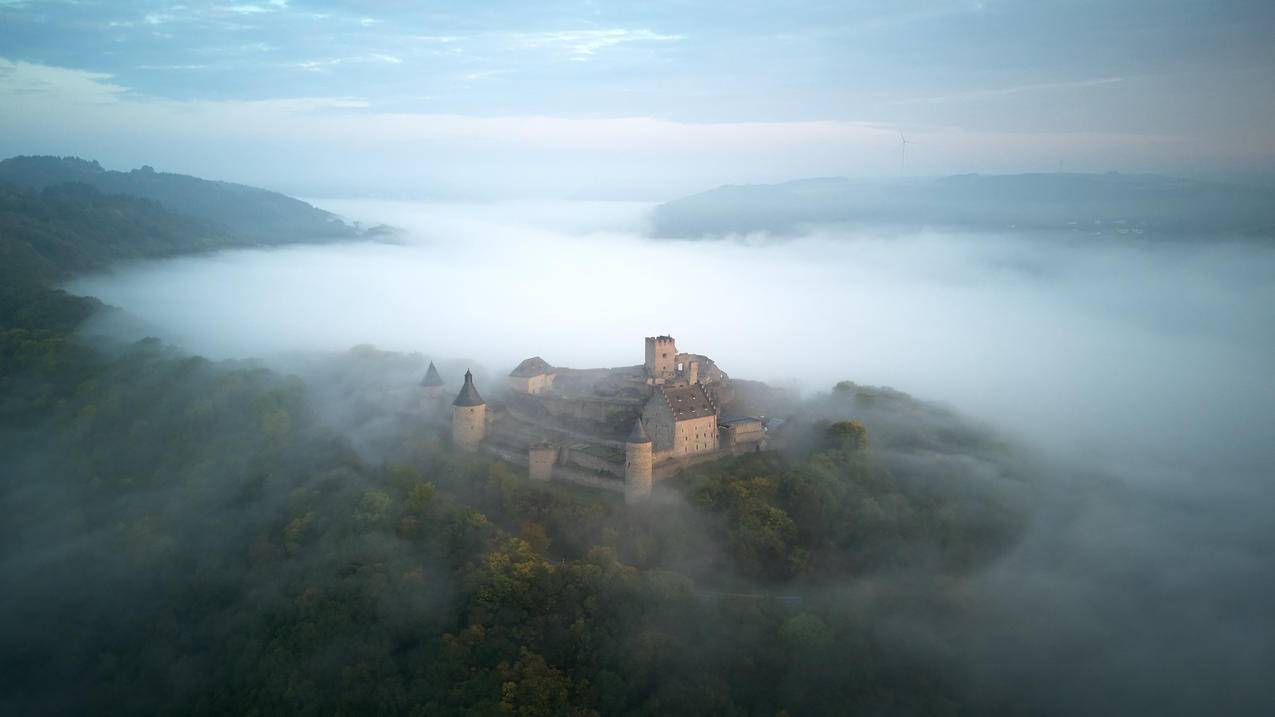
420;361;445;399
451;369;486;451
644;335;676;379
625;418;653;504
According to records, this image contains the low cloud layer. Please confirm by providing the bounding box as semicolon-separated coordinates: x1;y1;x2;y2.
55;199;1275;712
69;199;1275;468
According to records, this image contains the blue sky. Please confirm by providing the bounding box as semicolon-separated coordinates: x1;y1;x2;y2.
1;0;1273;197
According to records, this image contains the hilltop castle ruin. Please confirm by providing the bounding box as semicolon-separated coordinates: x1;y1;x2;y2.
427;336;782;504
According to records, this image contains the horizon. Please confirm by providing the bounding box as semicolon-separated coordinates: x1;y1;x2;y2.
3;1;1274;198
4;152;1270;206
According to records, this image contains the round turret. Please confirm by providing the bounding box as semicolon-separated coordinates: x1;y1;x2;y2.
451;369;486;451
420;361;445;400
624;418;653;504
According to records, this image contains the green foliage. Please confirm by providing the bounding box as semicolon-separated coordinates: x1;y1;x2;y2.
356;490;394;527
779;612;834;650
0;185;1027;714
0;155;357;243
0;182;236;283
1;331;1002;714
675;414;1023;580
825;419;869;451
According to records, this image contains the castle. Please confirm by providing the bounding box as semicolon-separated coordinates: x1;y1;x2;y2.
424;336;780;504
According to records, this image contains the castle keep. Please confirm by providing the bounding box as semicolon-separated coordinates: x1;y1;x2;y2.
434;336;781;504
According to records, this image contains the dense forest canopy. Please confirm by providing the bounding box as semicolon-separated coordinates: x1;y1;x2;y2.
0;164;1038;714
0;156;358;244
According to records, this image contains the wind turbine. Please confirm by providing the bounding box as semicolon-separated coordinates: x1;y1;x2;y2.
899;132;915;176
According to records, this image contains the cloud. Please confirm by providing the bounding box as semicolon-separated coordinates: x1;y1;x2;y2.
136;64;213;71
104;1;290;28
0;58;1249;197
504;29;685;59
0;57;885;155
0;59;128;104
221;1;288;15
288;54;403;70
0;57;1147;152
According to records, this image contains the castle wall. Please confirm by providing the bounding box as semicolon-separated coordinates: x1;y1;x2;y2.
720;419;766;454
552;466;623;493
452;404;486;451
527;394;640;437
528;444;556;481
562;444;625;478
478;441;624;494
674;353;725;384
650;448;729;481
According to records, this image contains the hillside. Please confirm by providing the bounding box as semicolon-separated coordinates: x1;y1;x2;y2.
0;182;247;331
649;172;1275;238
0;160;1029;715
0;156;356;243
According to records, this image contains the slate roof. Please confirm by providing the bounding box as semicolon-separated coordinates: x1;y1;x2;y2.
420;361;444;387
659;383;716;421
452;370;485;407
627;419;651;444
509;356;554;378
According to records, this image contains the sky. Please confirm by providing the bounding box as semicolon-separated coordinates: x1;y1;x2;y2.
2;0;1274;197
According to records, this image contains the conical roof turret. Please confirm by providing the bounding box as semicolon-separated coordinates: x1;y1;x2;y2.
420;361;444;387
627;418;651;444
452;369;485;407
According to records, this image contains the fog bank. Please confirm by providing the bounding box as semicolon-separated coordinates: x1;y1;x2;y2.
55;198;1275;712
67;199;1275;475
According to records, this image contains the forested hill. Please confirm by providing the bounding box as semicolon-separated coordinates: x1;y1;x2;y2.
0;180;307;331
0;156;366;331
649;172;1275;238
0;157;1033;713
0;155;356;243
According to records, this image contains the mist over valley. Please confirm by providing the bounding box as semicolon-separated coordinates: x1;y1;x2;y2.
3;1;1275;713
42;191;1274;713
68;196;1275;474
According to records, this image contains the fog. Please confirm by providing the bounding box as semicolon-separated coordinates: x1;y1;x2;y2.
45;199;1275;712
68;199;1275;477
